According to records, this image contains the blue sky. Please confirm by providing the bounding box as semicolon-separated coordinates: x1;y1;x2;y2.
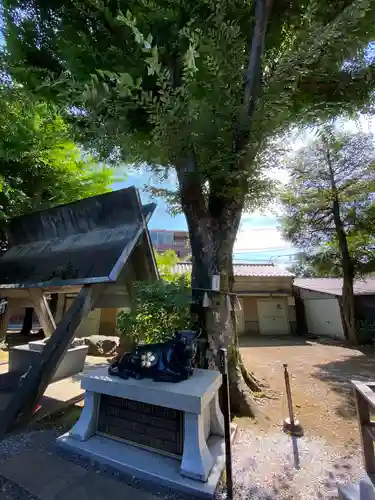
111;167;295;263
112;111;375;263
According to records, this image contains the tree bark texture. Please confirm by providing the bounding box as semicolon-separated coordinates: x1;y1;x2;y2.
176;157;263;417
326;144;357;343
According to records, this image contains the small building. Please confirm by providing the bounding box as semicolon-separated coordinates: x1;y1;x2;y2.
150;229;190;258
174;262;295;336
294;278;375;342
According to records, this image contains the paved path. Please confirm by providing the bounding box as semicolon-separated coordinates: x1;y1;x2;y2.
0;449;159;500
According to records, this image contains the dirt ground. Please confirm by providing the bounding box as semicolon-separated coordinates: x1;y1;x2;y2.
240;336;375;450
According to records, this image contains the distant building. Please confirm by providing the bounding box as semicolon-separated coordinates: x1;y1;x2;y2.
149;229;190;258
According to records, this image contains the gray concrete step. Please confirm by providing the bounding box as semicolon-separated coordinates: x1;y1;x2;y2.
0;449;159;500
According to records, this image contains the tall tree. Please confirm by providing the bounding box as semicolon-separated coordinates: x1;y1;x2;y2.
280;128;375;342
3;0;375;412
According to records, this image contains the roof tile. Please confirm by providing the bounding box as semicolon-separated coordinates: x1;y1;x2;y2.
173;262;293;278
294;278;375;296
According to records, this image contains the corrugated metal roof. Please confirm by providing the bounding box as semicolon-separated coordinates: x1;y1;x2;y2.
0;187;156;289
294;278;375;296
173;262;293;277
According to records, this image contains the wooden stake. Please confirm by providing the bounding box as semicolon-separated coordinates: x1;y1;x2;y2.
283;364;304;438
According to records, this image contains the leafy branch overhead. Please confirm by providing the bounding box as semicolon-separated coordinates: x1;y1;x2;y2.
4;0;375;205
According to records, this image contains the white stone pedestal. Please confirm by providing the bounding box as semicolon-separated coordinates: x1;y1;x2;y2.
57;367;236;498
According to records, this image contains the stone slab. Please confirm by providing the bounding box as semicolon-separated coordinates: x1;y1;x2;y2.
57;424;237;499
0;358;108;420
0;450;87;500
9;344;88;383
80;367;222;414
338;475;375;500
55;469;158;500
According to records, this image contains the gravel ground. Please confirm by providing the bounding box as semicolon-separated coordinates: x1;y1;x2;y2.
0;424;365;500
0;337;370;499
216;427;363;499
240;336;375;448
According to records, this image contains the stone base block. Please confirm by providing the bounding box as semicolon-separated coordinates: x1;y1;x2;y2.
57;424;236;499
338;476;375;500
9;343;88;382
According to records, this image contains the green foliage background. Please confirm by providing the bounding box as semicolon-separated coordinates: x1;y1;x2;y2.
0;88;114;233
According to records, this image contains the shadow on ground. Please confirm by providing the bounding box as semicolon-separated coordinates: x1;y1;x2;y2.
240;336;311;348
313;350;375;419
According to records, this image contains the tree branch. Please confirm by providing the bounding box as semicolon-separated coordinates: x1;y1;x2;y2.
235;0;273;153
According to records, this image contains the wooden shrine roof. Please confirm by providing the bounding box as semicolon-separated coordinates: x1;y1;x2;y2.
0;187;156;290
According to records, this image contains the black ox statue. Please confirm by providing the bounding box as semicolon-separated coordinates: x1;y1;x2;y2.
108;330;199;383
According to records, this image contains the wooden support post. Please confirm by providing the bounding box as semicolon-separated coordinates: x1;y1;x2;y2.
28;290;56;337
0;300;10;342
55;294;66;323
0;285;104;436
355;386;375;475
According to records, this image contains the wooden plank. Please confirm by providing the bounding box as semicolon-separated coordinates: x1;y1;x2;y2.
6;298;34;309
0;285;104;437
0;303;10;342
352;380;375;407
55;294;66;323
28;290;56;337
365;424;375;441
355;387;375;474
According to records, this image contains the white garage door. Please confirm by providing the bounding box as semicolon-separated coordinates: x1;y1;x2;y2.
303;298;345;339
257;299;290;335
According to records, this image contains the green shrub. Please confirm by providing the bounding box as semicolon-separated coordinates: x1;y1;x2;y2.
117;251;191;344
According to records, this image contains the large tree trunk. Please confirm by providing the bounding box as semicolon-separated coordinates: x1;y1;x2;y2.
176;155;262;417
191;217;263;417
326;144;357;343
332;200;356;342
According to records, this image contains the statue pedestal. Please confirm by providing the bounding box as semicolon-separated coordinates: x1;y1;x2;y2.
57;367;236;498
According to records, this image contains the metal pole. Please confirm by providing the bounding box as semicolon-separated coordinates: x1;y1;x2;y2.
219;348;233;499
283;364;295;425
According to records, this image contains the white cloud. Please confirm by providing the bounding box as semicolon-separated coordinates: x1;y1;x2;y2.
234;224;292;252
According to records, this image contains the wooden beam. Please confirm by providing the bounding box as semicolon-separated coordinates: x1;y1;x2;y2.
4;298;33;309
354;386;375;474
0;302;10;342
0;284;104;436
28;290;56;337
55;294;66;323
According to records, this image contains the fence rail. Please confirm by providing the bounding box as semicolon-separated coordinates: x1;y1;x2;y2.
353;380;375;476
